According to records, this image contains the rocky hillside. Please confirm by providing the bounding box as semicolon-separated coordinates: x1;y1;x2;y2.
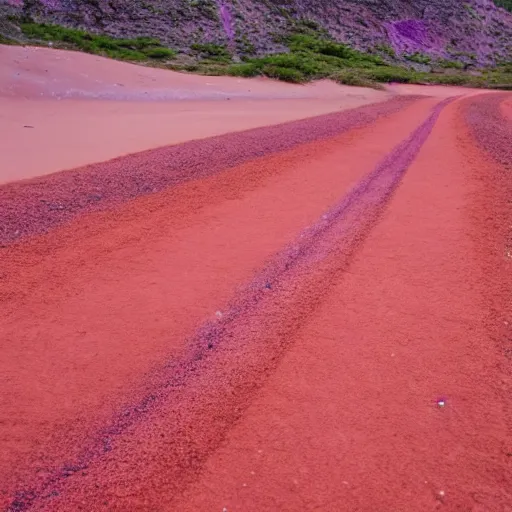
2;0;511;66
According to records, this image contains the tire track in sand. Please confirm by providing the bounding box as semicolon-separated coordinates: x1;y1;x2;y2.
6;98;453;512
0;96;417;246
0;96;439;502
173;93;512;512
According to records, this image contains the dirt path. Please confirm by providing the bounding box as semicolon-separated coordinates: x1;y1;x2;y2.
1;85;510;511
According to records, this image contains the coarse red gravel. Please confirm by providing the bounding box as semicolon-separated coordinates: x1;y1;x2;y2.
170;92;512;512
0;96;418;246
1;95;440;508
4;97;451;512
462;92;512;169
1;92;511;512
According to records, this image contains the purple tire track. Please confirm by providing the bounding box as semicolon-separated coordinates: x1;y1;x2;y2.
0;96;421;246
6;97;452;512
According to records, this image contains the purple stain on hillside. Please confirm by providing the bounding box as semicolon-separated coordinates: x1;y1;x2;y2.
386;20;425;52
392;20;429;44
216;0;235;43
386;19;442;55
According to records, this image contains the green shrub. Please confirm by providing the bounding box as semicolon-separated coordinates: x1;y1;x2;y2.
286;33;323;53
287;34;359;61
405;52;431;65
191;43;231;63
261;65;305;82
191;43;229;57
498;62;512;73
424;74;469;85
130;37;161;49
19;22;175;62
227;62;260;77
318;40;354;59
436;59;464;69
144;47;176;59
375;44;396;58
494;0;512;11
363;66;417;83
106;48;147;61
227;60;306;82
332;70;382;89
257;53;328;77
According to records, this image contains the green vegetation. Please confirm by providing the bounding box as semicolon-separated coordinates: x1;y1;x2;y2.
494;0;512;12
225;33;512;89
227;34;387;83
375;44;396;58
331;70;383;89
222;33;511;88
9;21;512;90
142;47;176;59
259;65;305;83
19;22;176;61
436;58;464;69
404;52;431;65
190;42;231;62
235;34;256;55
0;34;15;45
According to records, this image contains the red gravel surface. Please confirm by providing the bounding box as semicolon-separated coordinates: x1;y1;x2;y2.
0;95;417;246
1;92;511;512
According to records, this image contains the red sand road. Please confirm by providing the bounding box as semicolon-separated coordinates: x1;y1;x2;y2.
1;96;438;488
1;87;511;511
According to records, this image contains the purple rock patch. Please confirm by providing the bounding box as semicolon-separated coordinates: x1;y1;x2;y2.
216;0;235;43
386;19;442;56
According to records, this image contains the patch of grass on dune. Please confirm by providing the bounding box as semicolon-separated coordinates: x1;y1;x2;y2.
227;34;387;83
11;21;512;89
19;22;176;61
225;33;512;89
